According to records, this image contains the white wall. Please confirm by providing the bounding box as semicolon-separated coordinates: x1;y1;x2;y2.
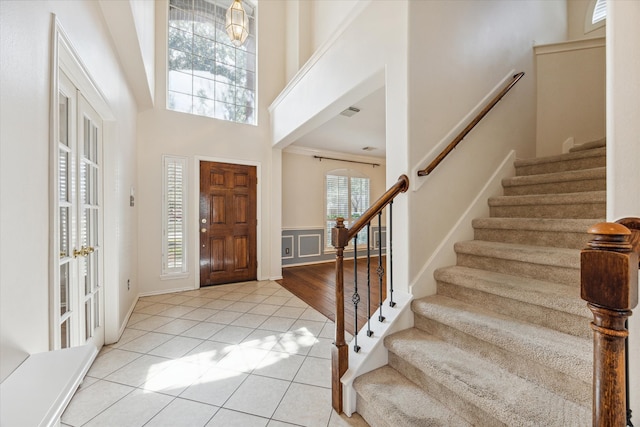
282;150;386;229
607;0;640;415
407;0;567;295
0;0;139;378
535;38;605;156
310;0;360;52
567;0;606;40
136;0;287;295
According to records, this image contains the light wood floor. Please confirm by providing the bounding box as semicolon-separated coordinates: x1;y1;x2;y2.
277;256;387;336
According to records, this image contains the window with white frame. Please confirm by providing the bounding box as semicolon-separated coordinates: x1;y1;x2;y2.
167;0;256;124
585;0;606;33
162;156;188;276
326;169;370;249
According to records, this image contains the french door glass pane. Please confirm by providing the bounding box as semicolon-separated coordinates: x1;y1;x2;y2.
92;210;98;246
91;167;98;205
60;318;70;349
83;118;90;159
60;207;69;258
91;124;98;163
60;263;69;316
59;150;68;202
94;292;100;328
85;299;92;340
59;94;69;146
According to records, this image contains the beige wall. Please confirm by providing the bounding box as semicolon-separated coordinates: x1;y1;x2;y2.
567;0;606;40
136;0;287;294
0;0;139;378
535;38;605;157
407;0;567;294
607;0;640;415
282;150;386;229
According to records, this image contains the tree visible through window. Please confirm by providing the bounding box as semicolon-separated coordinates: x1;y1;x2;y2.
326;169;370;248
168;0;256;124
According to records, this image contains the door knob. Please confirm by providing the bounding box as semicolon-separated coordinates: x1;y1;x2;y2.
201;228;206;233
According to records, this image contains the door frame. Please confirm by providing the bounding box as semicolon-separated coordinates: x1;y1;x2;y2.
50;16;118;348
194;156;262;288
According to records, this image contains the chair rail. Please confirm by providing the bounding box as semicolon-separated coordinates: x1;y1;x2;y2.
417;72;525;177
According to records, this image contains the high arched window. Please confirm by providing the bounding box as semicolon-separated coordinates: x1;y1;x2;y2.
325;169;370;248
585;0;606;34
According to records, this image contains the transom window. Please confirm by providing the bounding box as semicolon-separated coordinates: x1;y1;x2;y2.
326;169;370;248
168;0;256;124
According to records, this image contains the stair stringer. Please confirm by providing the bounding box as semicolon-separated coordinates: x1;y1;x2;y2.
409;150;516;299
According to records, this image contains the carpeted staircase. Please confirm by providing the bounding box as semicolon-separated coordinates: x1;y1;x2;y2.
353;140;606;426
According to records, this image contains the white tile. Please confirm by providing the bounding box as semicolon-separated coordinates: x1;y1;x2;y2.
293;357;331;388
209;325;254;344
272;306;305;319
129;315;174;332
308;337;333;359
111;328;148;348
274;331;317;356
105;354;173;387
299;307;328;322
182;321;226;339
251;287;279;296
154;318;200;335
61;380;134;426
180;366;247;406
136;303;174;315
273;289;294;298
239;294;269;304
182;340;234;366
216;346;270;373
77;375;100;391
141;360;208;396
162;295;193;305
272;383;332;427
248;304;280;316
205;408;268;427
225;301;258;313
145;397;219;427
120;332;173;353
218;292;247;301
126;312;151;326
83;388;173;427
253;350;305;381
181;307;218;321
261;296;290;306
206;310;243;325
202;299;234;310
319;322;335;339
283;297;308;308
266;421;299;427
148;336;204;359
133;300;155;312
257;316;296;333
289;319;326;337
157;305;196;318
239;329;282;351
231;313;268;328
181;297;214;308
86;349;141;378
140;294;174;303
224;375;290;418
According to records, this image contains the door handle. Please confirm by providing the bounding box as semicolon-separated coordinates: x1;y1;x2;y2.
201;228;207;233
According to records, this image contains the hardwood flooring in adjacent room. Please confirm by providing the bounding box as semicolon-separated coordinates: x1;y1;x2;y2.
277;257;387;336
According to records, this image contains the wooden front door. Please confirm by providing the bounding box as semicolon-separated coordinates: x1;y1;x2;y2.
200;161;257;286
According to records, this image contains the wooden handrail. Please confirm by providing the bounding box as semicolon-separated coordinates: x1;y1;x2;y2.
581;219;639;427
330;174;409;413
417;72;525;177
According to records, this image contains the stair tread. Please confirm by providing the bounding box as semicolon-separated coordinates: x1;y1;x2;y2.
568;137;606;152
454;240;580;269
472;217;598;232
354;365;472;427
434;265;589;318
411;295;591;379
514;146;605;168
502;167;605;187
488;190;606;206
385;328;590;427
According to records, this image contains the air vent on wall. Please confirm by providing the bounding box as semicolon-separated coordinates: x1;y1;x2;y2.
340;106;360;117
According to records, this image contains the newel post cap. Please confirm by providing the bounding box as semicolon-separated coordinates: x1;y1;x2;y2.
581;222;638;310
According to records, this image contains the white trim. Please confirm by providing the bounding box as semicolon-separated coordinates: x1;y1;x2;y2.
282;226;325;232
534;37;605;55
268;0;372;113
297;234;322;258
194;156;262;288
138;286;195;297
283;145;385;165
281;235;294;260
115;295;139;344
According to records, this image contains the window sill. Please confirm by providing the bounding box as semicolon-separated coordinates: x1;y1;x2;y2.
160;272;189;281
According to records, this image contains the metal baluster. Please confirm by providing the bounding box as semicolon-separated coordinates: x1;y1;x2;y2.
377;212;385;322
389;200;395;307
352;237;361;352
366;223;373;337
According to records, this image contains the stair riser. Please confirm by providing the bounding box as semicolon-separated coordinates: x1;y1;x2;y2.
387;352;505;427
515;156;605;176
412;314;592;406
456;253;579;286
489;203;605;219
503;178;606;196
474;228;591;250
437;281;591;338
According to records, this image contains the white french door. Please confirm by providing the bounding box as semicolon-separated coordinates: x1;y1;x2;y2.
55;70;104;350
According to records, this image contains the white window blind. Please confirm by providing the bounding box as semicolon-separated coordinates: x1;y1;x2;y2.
592;0;606;24
326;170;370;248
163;156;188;276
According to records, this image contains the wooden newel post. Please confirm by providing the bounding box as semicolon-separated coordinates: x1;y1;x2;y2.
581;222;639;427
331;217;349;413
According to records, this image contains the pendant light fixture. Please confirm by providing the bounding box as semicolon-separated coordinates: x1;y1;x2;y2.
225;0;249;47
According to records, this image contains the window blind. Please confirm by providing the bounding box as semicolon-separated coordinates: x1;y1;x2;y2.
163;156;187;275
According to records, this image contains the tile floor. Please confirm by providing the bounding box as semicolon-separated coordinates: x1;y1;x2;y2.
61;280;369;427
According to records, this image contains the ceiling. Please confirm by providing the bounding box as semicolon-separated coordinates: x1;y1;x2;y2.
290;87;386;158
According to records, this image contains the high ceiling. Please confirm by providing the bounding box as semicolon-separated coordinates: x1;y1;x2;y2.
290;87;386;158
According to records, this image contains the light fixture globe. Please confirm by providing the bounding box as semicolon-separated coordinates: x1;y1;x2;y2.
225;0;249;47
